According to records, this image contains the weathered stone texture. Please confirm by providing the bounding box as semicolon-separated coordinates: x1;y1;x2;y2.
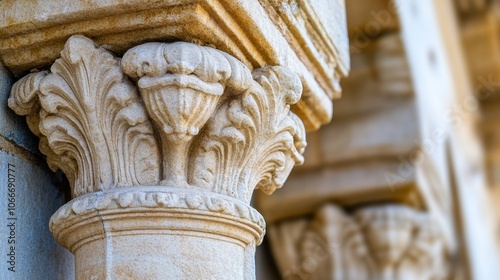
0;147;74;279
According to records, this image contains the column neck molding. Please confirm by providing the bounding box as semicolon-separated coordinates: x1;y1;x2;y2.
50;186;266;252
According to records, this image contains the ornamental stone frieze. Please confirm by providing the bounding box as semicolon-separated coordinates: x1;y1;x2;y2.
8;35;306;279
268;204;449;280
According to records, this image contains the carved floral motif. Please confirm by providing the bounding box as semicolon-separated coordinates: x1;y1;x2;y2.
190;66;306;203
9;35;306;204
269;204;449;280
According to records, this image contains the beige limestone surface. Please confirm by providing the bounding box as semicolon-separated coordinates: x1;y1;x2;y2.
2;1;352;278
8;34;311;279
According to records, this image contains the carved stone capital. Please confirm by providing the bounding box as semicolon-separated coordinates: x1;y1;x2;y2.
8;35;306;279
268;204;449;280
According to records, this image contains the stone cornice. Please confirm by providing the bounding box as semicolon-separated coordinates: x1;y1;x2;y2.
0;0;349;131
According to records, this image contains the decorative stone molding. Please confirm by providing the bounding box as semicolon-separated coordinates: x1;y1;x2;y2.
268;204;449;280
8;35;306;279
259;0;349;94
51;187;265;240
50;186;266;278
0;0;350;131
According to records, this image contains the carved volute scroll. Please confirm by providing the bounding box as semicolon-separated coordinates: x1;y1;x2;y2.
9;35;306;205
269;204;449;280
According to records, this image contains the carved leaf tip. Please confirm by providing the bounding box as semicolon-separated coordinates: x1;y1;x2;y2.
8;35;160;197
253;65;303;106
61;35;99;64
8;71;48;116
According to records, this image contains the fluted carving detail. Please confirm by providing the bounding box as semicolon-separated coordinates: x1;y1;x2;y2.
9;35;306;204
269;204;449;280
121;41;254;188
121;41;306;204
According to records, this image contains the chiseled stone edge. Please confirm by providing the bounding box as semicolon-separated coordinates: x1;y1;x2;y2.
49;186;266;235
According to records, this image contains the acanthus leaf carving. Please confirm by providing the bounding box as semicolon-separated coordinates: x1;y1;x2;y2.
8;35;160;197
121;42;254;188
189;66;306;203
7;29;311;280
9;35;306;205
